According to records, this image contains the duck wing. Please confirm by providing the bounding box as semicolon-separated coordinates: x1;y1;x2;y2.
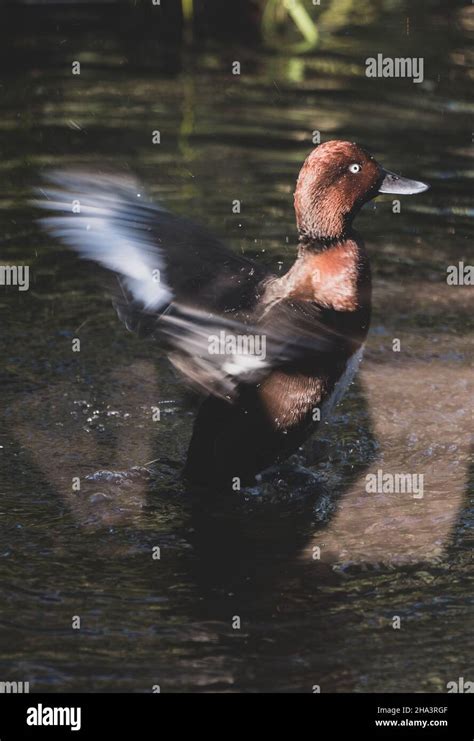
36;171;344;400
38;170;267;312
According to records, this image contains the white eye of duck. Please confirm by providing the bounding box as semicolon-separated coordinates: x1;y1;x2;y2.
349;163;361;174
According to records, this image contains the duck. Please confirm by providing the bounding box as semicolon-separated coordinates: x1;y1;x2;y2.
38;140;429;488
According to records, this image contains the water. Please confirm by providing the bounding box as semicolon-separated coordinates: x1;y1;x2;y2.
0;0;472;692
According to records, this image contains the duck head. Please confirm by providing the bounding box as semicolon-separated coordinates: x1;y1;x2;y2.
294;140;429;244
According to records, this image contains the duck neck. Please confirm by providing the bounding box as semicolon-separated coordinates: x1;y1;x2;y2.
297;231;351;252
294;182;355;245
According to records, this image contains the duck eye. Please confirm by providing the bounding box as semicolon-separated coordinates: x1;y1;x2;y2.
349;163;361;174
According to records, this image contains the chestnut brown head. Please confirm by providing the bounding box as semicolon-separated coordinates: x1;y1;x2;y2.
294;140;428;244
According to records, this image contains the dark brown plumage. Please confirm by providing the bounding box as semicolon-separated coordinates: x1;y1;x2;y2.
37;141;429;488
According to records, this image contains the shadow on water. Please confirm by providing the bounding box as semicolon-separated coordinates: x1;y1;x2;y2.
3;365;381;693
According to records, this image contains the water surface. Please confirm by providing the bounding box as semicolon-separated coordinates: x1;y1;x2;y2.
0;0;472;692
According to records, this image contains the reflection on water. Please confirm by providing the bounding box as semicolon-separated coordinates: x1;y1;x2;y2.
0;0;472;692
